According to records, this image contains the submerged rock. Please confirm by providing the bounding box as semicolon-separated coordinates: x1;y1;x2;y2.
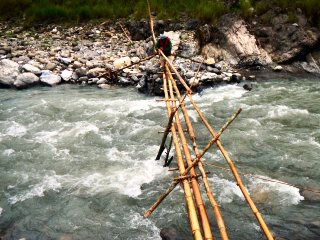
160;228;184;240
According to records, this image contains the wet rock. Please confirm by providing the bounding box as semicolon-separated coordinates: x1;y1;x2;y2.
40;70;61;86
0;59;19;87
22;63;41;75
160;228;184;240
98;83;111;89
61;69;73;81
14;72;39;89
243;83;253;91
273;65;283;72
118;77;131;86
300;189;320;202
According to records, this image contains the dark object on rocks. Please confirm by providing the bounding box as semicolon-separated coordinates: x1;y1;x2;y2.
125;20;151;41
243;83;253;91
160;228;185;240
300;189;320;202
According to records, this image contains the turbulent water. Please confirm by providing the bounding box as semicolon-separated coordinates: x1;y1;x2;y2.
0;79;319;240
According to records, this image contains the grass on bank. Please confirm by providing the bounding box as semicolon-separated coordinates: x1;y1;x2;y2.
0;0;319;27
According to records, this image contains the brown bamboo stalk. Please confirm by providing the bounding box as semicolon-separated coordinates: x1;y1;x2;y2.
118;22;133;44
162;72;203;240
146;0;157;50
168;71;229;240
167;70;213;240
187;95;274;240
144;111;239;220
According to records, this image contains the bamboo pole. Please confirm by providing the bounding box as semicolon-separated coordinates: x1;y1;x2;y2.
144;111;239;218
186;95;274;240
146;0;157;50
167;70;213;240
162;72;203;240
118;22;133;44
168;69;229;240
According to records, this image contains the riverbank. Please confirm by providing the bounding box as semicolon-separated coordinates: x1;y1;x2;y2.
0;11;319;94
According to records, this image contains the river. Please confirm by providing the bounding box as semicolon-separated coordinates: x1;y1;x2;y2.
0;79;319;239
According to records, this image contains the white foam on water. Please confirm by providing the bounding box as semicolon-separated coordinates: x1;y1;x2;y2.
8;174;62;204
34;129;62;144
5;121;27;137
34;122;99;144
108;159;167;198
3;149;15;156
0;207;2;216
267;105;309;118
127;211;161;240
245;118;262;127
194;85;247;103
69;151;167;198
248;176;304;205
209;175;244;203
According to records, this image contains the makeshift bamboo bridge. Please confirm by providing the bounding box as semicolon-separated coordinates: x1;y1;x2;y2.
143;2;274;239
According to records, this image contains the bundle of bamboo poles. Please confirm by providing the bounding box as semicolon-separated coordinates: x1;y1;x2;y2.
144;2;274;239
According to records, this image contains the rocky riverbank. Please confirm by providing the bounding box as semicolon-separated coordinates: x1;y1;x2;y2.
0;10;319;94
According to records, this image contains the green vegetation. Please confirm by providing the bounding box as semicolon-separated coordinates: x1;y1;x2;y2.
0;0;319;27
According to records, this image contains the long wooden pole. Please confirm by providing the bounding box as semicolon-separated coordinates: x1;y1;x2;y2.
187;94;274;240
168;69;229;240
144;108;240;219
167;70;213;240
159;38;274;239
162;72;203;240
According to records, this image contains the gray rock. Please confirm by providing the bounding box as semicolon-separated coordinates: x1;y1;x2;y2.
40;71;61;86
61;70;73;81
97;78;107;84
22;64;41;75
14;73;39;89
98;83;111;89
160;228;184;240
87;67;105;78
75;68;87;77
0;59;19;87
118;77;131;85
58;57;72;65
78;76;88;82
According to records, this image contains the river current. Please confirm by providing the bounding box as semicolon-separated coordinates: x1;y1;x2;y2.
0;79;319;239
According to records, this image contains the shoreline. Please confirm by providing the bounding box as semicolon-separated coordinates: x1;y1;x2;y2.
0;15;319;94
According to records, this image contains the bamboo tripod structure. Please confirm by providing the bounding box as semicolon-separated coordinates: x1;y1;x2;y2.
144;2;274;239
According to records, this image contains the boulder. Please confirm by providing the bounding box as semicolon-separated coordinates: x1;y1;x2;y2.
22;64;41;75
131;57;140;63
300;189;320;202
87;68;105;78
252;9;320;63
98;83;111;89
113;57;131;69
0;59;19;87
40;71;61;86
75;68;87;77
14;72;39;89
61;70;73;81
199;14;273;67
160;228;184;240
